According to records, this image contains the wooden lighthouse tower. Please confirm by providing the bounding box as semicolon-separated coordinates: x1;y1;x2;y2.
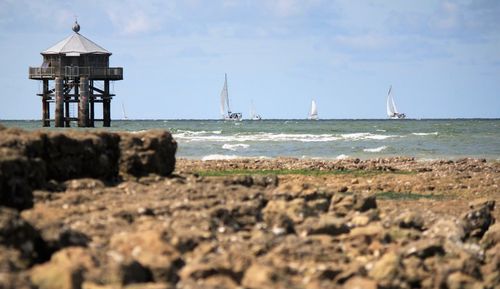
29;21;123;127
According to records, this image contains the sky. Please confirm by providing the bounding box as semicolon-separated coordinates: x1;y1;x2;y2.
0;0;499;119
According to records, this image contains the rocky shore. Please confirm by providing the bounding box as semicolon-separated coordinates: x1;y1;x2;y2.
0;125;499;289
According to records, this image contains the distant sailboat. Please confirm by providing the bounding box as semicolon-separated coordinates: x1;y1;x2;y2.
121;101;128;120
308;99;318;120
220;74;242;121
250;100;262;120
386;86;406;119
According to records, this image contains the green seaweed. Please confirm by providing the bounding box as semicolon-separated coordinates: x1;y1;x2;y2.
195;168;416;177
375;191;447;200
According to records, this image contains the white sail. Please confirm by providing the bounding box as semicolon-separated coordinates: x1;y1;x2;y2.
309;100;318;120
121;101;128;119
386;86;395;117
250;101;257;119
219;74;242;121
220;74;229;117
250;100;261;120
386;86;406;119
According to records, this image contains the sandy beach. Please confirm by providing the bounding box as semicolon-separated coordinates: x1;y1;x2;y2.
1;126;499;289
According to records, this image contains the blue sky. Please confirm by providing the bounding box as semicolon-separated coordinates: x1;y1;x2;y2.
0;0;499;119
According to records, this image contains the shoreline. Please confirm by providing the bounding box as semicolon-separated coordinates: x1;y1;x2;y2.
1;126;499;288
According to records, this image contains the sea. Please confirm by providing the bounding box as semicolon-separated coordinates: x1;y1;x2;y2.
1;119;499;161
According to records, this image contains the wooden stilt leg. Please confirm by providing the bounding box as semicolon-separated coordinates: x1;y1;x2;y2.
54;77;63;127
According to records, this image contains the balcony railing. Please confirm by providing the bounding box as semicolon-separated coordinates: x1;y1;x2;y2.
29;66;123;80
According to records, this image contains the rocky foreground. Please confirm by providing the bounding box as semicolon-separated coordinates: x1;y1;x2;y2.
0;125;499;289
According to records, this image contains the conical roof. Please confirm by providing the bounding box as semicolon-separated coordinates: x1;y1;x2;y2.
42;23;111;56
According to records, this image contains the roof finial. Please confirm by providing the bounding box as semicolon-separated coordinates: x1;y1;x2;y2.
72;16;80;33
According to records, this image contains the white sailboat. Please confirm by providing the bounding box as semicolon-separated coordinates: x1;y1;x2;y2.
121;101;128;120
220;73;242;121
249;100;262;120
308;99;318;120
386;86;406;119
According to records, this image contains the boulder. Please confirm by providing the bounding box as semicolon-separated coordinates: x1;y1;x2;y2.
481;223;500;250
119;130;177;179
368;251;401;282
298;215;350;237
42;132;120;181
0;148;45;210
30;247;96;289
241;263;284;289
109;230;183;283
342;277;377;289
446;272;483;289
424;219;465;243
404;238;445;259
395;211;425;230
461;199;496;239
329;193;376;216
0;206;49;266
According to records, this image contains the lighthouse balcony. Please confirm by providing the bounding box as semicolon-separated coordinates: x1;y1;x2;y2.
29;66;123;80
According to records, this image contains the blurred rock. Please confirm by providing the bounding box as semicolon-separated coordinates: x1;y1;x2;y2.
109;230;183;284
0;207;49;266
329;193;377;216
119;130;177;179
30;247;96;289
462;199;495;239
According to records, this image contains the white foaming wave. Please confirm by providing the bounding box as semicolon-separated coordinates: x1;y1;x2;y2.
174;133;341;142
174;132;397;143
376;129;387;132
201;154;241;161
222;143;250;151
363;146;388;153
336;154;350;160
412;132;438;136
340;132;396;140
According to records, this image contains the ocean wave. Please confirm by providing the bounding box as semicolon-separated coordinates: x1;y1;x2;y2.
363;146;388;153
412;132;438;136
222;143;250;151
340;132;396;140
336;154;350;160
201;154;241;161
174;132;396;143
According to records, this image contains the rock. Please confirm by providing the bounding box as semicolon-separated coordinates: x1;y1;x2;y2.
446;272;483;289
350;209;380;227
481;223;500;250
1;128;177;187
396;211;425;230
329;193;376;216
263;198;312;224
424;219;465;243
224;175;254;187
109;230;183;283
252;175;279;187
0;207;49;266
298;215;350;237
348;223;386;241
462;199;496;239
368;251;401;282
404;238;445;259
0;148;45;210
119;130;177;179
241;263;283;289
42;132;120;181
82;282;173;289
342;277;377;289
30;247;96;289
64;179;106;191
